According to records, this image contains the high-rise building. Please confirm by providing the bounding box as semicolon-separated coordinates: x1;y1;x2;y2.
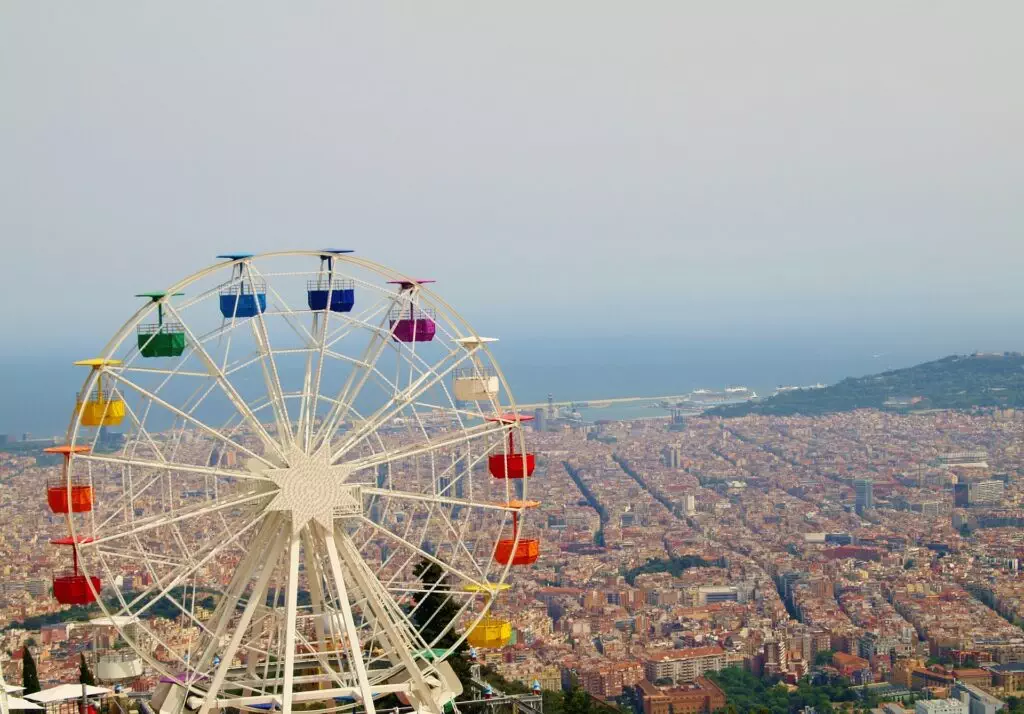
684;494;696;516
855;480;874;515
954;480;1004;507
663;446;680;469
764;638;788;677
370;464;389;524
533;408;547;433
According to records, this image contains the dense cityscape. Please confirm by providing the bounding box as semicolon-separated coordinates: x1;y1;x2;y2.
4;1;1022;713
5;399;1024;714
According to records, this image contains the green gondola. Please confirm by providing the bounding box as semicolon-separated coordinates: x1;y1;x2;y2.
135;292;186;358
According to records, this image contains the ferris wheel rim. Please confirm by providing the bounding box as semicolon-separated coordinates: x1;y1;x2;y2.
60;250;533;711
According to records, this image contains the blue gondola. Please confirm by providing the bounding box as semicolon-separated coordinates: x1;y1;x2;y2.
307;250;355;313
216;254;267;318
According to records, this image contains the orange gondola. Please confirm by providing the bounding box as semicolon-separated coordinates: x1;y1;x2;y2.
494;499;540;566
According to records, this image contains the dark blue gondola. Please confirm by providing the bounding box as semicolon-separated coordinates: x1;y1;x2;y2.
307;249;355;313
216;253;267;318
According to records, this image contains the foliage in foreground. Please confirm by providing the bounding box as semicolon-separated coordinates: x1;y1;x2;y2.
707;667;859;714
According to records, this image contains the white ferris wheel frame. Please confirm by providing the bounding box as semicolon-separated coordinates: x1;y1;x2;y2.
56;251;535;714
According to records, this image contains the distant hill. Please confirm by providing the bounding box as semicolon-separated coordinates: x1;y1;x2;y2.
710;353;1024;418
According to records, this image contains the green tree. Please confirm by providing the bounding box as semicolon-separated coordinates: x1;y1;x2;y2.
79;653;96;686
564;686;593;714
814;650;836;666
411;558;472;696
22;645;40;694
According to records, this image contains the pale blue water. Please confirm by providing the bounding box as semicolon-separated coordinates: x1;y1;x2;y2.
0;333;970;438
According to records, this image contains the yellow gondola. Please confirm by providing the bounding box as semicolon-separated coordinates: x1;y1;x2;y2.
74;359;125;427
467;617;511;649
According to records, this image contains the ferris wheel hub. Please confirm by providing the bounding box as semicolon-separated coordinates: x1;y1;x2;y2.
259;448;360;534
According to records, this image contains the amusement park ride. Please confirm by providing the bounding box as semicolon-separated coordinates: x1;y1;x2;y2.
44;252;540;714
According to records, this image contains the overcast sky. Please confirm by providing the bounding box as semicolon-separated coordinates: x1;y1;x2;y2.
2;2;1022;356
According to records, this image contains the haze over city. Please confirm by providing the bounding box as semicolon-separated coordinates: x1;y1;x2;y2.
2;3;1024;354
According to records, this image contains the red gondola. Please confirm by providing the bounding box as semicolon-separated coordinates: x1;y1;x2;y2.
52;536;100;605
44;445;92;513
487;414;536;479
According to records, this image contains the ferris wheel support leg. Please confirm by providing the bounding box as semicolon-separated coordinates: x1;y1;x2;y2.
333;532;441;714
197;529;287;714
281;529;302;714
195;514;283;672
322;529;377;714
299;529;328;654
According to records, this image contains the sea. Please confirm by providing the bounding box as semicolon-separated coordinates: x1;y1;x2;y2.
0;333;977;438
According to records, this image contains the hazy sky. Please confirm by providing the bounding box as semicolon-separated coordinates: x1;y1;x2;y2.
2;2;1023;356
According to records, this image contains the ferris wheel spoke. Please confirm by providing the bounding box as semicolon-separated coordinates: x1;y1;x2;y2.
95;546;185;569
328;347;474;463
76;452;272;483
360;487;519;516
107;511;268;623
331;531;440;711
244;263;297;452
163;303;290;465
297;313;321;454
313;300;401;453
355;516;486;591
101;368;278;469
83;489;271;547
302;295;395;454
342;420;504;475
114;395;174;463
194;514;286;673
197;525;287;714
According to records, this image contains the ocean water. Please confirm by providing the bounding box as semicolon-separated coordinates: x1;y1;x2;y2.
0;333;961;438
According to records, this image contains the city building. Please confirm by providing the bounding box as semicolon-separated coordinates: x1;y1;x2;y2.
578;661;643;699
643;647;726;685
951;682;1004;714
638;678;726;714
954;480;1004;507
855;480;874;515
989;663;1024;692
939;452;989;468
915;699;967;714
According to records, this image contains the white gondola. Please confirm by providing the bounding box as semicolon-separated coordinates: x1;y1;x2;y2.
97;652;144;680
453;337;500;401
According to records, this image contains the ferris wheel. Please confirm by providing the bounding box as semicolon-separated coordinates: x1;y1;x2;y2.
44;251;541;714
